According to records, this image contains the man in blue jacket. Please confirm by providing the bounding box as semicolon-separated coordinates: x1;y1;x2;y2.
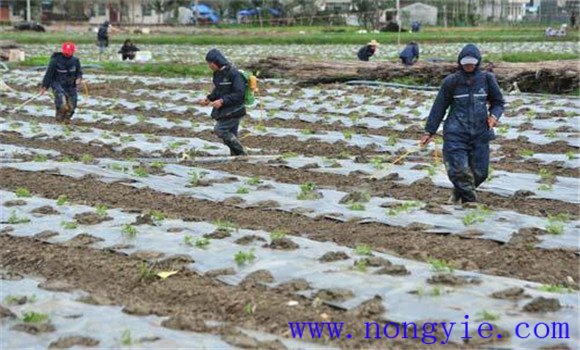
399;42;420;66
357;40;379;61
40;42;82;124
199;49;247;156
420;44;505;204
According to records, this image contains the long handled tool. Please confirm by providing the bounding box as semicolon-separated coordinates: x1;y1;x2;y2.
10;91;43;112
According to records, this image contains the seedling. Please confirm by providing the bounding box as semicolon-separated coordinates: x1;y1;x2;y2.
387;201;422;217
21;311;49;323
236;186;250;194
122;224;138;237
120;329;133;346
427;258;455;273
33;154;48;162
349;203;366;211
525;110;535;121
545;214;569;235
137;262;155;281
354;244;372;256
281;152;298;159
63;126;72;137
213;219;238;233
425;165;437;177
496;125;509;136
101;132;112;139
255;124;267;133
145;134;160;143
15;187;31;198
538;284;573;293
80;154;94;164
119;135;136;143
9;122;21;130
202;144;219;150
520;149;534;157
60;220;78;230
297;182;319;200
136;113;147;123
169;140;188;150
545;128;557;139
133;167;149;177
476;310;500;322
189;171;207;186
234;249;256;265
245;177;262;186
4;295;36;305
270;229;288;241
150;161;165;170
565;150;577;160
538;168;555;184
95;205;108;217
386;135;399;147
194;237;210;249
8;210;30;224
342;130;353;140
148;210;165;222
243;302;256;315
538;184;554;191
56;195;69;206
300;128;315;135
110;163;128;172
354;259;368;272
462;206;492;226
29;123;42;134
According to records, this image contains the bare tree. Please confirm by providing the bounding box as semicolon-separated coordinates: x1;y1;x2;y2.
352;0;392;30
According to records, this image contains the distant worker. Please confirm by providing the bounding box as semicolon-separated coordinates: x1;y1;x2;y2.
39;42;83;124
357;39;379;62
118;39;140;61
198;49;247;156
97;21;120;57
419;44;505;204
571;13;576;29
399;42;420;66
411;21;421;32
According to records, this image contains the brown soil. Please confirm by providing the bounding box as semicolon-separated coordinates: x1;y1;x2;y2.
0;234;463;350
31;205;60;215
73;212;113;225
490;287;531;301
11;323;56;334
48;336;100;348
319;251;350;262
522;297;562;313
0;168;577;288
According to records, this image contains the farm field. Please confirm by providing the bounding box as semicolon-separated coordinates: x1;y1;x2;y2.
1;38;579;349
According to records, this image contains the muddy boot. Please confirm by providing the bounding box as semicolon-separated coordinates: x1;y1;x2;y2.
55;109;64;123
224;135;247;156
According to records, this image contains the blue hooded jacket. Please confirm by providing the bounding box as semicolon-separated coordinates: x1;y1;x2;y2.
424;44;504;141
205;49;246;120
399;42;419;61
41;52;82;89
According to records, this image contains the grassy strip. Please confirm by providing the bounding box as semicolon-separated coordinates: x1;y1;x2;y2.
13;56;209;77
485;52;578;63
3;26;579;45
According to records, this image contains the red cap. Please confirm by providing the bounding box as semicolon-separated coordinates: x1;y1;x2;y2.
61;42;75;57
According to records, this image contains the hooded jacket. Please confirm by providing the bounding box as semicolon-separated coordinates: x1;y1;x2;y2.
205;49;246;120
42;52;82;89
399;43;420;61
97;22;109;41
425;44;504;141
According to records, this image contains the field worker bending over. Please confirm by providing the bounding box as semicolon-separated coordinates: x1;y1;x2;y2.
399;42;420;66
199;49;247;156
419;44;505;204
118;39;140;61
357;40;379;61
40;42;82;124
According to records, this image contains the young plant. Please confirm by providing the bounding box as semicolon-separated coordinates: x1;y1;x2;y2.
281;152;298;159
194;237;210;249
476;310;500;322
565;150;577;160
243;302;256;315
342;130;353;140
354;244;372;256
387;201;422;216
236;186;250;195
538;284;573;293
8;211;30;224
80;154;94;164
245;177;262;186
4;294;37;305
349;203;366;211
133;167;149;178
60;220;78;230
119;135;136;144
189;171;207;186
21;311;49;324
168;140;188;150
255;124;267;133
425;164;438;177
120;329;133;346
427;258;455;273
386;135;399;147
95;205;108;217
63;126;72;137
297;182;319;200
538;184;553;191
32;154;48;162
122;224;138;237
370;156;385;170
545;214;569;235
213;219;238;233
234;249;256;265
148;210;165;222
462;206;492;226
15;187;31;198
520;149;534;157
137;262;155;281
150;161;165;171
270;229;288;241
354;259;368;272
545;128;557;139
29;123;42;134
496;125;509;136
56;195;69;206
300;128;315;135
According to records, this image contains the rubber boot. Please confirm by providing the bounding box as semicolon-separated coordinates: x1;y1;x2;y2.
55;108;64;123
224;135;247;156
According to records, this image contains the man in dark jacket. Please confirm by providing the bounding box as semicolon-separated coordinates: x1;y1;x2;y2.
399;42;420;66
118;39;140;61
40;42;82;124
199;49;247;156
419;44;505;204
357;40;379;61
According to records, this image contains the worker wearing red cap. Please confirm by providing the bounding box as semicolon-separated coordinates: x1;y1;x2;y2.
40;42;83;124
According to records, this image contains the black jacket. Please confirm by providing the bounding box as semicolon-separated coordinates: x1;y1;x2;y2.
118;44;140;54
205;49;246;120
97;23;109;41
357;45;375;61
42;52;82;89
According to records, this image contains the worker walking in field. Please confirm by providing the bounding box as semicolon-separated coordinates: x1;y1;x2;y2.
357;40;379;62
419;44;505;204
97;21;120;57
399;42;420;66
39;42;83;124
199;48;248;156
